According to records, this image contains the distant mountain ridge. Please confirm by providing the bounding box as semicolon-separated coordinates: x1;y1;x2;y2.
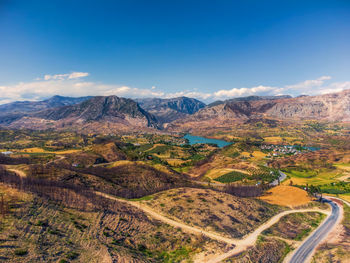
1;90;349;134
207;95;292;107
136;96;206;123
3;96;159;133
167;89;350;132
0;95;92;114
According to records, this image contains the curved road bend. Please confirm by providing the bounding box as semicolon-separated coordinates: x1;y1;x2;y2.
270;171;287;186
288;199;340;263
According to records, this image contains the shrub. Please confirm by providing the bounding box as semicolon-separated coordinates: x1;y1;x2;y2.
66;251;79;260
14;248;28;256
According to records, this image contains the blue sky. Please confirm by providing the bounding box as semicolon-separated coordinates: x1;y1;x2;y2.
0;0;349;103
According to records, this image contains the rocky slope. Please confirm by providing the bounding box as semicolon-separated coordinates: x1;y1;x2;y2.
5;96;160;133
207;95;292;107
167;89;350;132
136;96;205;123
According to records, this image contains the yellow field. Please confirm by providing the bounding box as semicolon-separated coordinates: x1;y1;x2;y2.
263;136;283;144
260;185;311;208
109;160;136;167
205;168;248;179
241;152;251;157
282;177;309;186
339;194;350;203
18;147;81;155
108;160;173;174
252;151;267;158
335;163;350;171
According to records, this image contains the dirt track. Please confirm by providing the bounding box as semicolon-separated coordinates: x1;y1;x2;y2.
98;192;330;263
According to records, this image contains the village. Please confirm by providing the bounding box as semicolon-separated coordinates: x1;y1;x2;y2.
260;144;305;157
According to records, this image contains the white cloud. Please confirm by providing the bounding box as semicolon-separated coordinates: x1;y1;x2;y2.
0;73;349;105
164;91;212;100
283;76;332;93
0;72;165;104
43;72;89;81
318;81;350;95
213;85;276;100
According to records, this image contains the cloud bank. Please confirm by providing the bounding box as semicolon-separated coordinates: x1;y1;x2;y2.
0;72;349;105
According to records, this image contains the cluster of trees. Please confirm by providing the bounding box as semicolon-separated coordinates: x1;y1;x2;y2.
249;167;279;185
307;185;323;200
0;167;9;218
0;193;8;218
224;184;264;197
65;163;194;199
0;165;126;212
0;154;30;165
24;161;194;199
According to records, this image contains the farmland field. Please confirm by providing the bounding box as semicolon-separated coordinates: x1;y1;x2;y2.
259;185;311;208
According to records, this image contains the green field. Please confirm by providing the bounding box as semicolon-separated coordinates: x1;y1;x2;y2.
214;171;247;183
283;167;345;186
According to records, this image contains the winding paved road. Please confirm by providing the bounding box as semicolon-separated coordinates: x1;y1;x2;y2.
270;170;287;186
97;191;330;263
288;199;340;263
8;167;342;263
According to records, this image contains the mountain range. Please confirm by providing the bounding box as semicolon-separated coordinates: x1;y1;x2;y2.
168;89;350;132
0;89;349;133
0;95;92;114
136;97;205;124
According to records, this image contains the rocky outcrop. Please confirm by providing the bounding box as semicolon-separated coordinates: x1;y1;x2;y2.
136;96;205;123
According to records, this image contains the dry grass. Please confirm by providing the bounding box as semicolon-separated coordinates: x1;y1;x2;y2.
264;136;283;144
335;163;350;171
0;184;32;203
241;152;251;157
205;168;248;179
166;158;188;166
145;187;281;239
338;194;350;203
252;151;267;159
0;186;224;263
18;147;81;155
259;186;311;208
109;160;136;167
109;160;175;174
282;177;309;186
144;143;166;152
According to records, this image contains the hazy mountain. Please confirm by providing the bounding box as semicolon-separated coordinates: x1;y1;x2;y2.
0;95;92;114
207;95;292;107
167;89;350;132
136;96;206;123
5;96;160;133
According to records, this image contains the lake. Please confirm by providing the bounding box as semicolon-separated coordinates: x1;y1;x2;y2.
183;134;232;148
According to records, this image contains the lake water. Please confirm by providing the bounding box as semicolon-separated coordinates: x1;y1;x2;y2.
303;146;320;151
183;134;232;148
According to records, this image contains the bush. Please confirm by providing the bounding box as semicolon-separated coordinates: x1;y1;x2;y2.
66;251;79;260
14;248;28;256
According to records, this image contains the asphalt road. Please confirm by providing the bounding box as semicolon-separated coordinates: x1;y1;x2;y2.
270;170;287;186
289;199;340;263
